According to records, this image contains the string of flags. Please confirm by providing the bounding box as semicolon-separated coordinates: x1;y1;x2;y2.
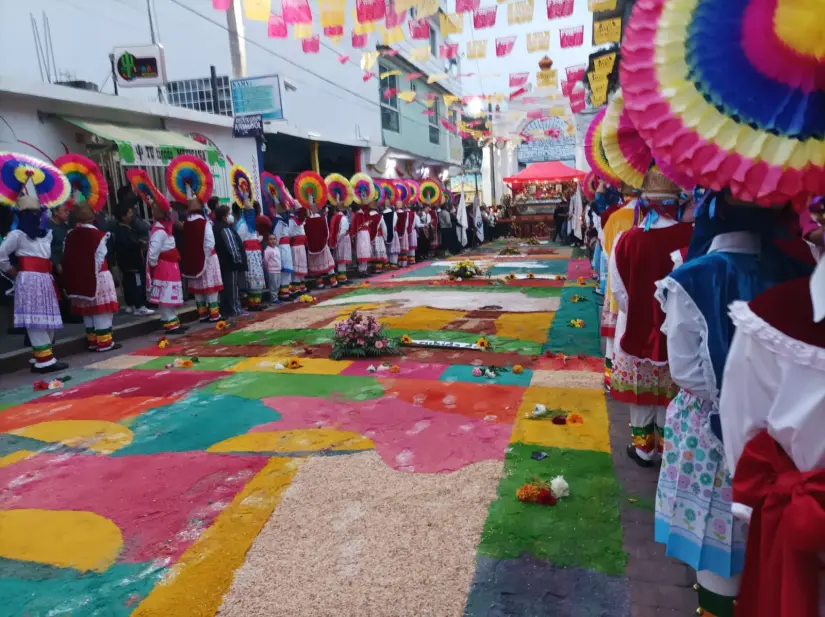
212;0;614;119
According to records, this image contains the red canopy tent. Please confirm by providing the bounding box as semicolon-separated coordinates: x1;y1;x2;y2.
504;161;586;184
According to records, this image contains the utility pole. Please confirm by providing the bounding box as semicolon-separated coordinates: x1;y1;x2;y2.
226;0;248;78
146;0;164;103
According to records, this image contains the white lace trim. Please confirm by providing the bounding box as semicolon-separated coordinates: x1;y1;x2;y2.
656;277;718;401
728;301;825;371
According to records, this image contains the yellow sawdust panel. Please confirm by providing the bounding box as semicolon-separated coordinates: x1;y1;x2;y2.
529;370;604;390
0;450;34;469
494;312;555;343
511;386;610;453
228;357;352;375
131;457;300;617
10;420;133;453
208;429;375;454
379;306;466;330
0;509;123;572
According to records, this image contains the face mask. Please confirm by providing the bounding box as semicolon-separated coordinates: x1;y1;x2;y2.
227;215;235;224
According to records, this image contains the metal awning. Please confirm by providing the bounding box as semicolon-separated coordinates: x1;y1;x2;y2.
61;117;220;167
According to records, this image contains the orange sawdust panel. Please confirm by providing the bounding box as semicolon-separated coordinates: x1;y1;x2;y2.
382;378;525;424
494;312;555;343
0;395;176;433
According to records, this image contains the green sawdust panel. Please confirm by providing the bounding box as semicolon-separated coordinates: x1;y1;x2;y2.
202;372;385;401
216;328;335;346
542;287;602;357
478;443;626;576
135;356;246;371
383;329;543;355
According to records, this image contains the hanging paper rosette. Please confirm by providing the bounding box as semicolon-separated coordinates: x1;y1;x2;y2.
294;171;328;208
0;152;71;209
584;108;621;187
325;173;354;206
165;154;213;203
230;164;255;204
419;179;443;205
350;172;377;204
55;154;108;212
620;0;825;207
126;168;170;212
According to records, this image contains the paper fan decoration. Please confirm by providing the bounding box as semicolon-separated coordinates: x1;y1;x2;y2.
166;155;213;204
585;109;621;187
230;164;255;204
350;173;377;204
0;152;70;209
126;168;170;212
376;179;398;206
55;154;109;212
393;180;409;205
406;179;420;204
261;172;295;209
582;171;598;201
602;90;653;189
620;0;825;207
325;173;354;206
294;171;328;208
419;179;443;205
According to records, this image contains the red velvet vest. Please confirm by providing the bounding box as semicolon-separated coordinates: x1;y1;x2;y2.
181;217;207;278
615;223;694;361
63;226;105;298
305;215;329;253
328;212;344;248
749;276;825;349
368;211;381;241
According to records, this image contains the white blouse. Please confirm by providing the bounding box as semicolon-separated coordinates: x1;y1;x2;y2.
147;224;176;268
0;229;53;271
656;232;761;400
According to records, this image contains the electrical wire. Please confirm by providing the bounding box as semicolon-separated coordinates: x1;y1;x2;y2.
162;0;460;135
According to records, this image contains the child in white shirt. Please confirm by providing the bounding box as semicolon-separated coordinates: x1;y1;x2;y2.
263;234;282;304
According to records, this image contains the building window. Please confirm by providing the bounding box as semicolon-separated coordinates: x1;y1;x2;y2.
429;99;440;144
429;26;437;57
165;76;234;117
379;63;400;133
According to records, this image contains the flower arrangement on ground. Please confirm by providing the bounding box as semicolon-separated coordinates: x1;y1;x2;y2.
331;311;400;360
499;247;521;256
476;337;490;351
570;294;587;303
445;260;483;280
526;237;540;246
516;475;569;505
299;294;315;304
157;336;169;349
569;319;585;328
216;320;228;330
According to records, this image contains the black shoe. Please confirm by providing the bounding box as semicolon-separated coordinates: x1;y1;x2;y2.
166;325;189;335
31;361;69;374
626;445;654;468
97;343;123;353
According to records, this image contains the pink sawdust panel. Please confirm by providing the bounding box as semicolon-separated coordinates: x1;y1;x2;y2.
36;369;227;401
0;452;267;562
340;360;449;380
566;259;593;280
258;396;511;473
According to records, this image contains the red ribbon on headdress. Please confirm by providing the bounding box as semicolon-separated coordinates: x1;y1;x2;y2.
732;431;825;617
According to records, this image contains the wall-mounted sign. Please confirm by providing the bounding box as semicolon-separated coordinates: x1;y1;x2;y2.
113;45;167;88
593;16;622;45
230;75;284;121
233;113;264;138
517;117;576;164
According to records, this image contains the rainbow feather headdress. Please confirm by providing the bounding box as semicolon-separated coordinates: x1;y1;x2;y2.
621;0;825;208
0;151;71;210
166;155;213;205
55;154;109;213
584;109;621;188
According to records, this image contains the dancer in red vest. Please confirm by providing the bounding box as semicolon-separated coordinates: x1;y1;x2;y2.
407;204;418;264
329;198;351;284
609;168;693;465
352;204;372;276
396;203;409;267
305;197;336;289
368;201;387;273
181;197;223;322
289;206;309;293
63;192;120;351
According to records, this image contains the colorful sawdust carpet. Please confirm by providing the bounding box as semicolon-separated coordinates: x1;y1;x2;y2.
0;241;630;617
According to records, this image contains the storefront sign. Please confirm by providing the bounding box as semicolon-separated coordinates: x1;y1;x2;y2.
230;75;284;121
233;114;264;138
113;45;167;88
